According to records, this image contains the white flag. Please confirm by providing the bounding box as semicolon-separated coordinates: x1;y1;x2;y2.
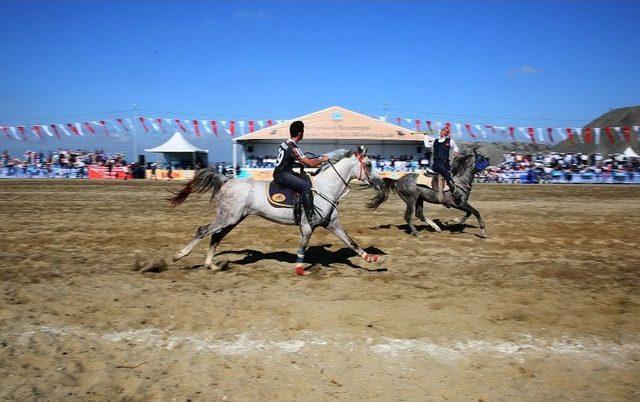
378;116;386;122
201;120;212;134
42;125;55;137
556;127;566;140
257;120;265;129
574;128;583;143
404;118;412;125
613;126;623;141
536;128;545;142
435;121;442;129
238;120;246;135
111;121;122;132
149;118;160;132
9;127;20;140
219;120;231;135
517;127;526;139
59;124;72;136
276;120;286;125
181;120;191;133
594;127;601;145
474;124;487;138
454;123;462;138
125;118;136;131
74;123;85;136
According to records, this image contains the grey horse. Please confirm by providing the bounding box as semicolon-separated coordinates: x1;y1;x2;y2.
169;148;387;275
368;151;491;238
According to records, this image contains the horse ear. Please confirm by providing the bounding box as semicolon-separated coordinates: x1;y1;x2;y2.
473;146;478;156
356;145;367;156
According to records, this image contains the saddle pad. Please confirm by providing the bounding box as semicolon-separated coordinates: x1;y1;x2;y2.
416;174;451;191
267;181;298;208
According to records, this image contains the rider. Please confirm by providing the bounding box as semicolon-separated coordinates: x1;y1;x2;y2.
273;120;329;226
429;125;462;205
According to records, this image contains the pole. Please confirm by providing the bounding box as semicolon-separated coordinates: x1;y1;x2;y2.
232;140;237;178
132;104;139;164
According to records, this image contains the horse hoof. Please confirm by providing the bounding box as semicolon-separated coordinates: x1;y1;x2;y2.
411;232;422;238
204;263;220;271
172;252;183;262
433;226;442;232
479;230;487;238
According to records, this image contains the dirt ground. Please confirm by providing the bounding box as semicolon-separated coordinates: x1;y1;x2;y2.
0;179;639;401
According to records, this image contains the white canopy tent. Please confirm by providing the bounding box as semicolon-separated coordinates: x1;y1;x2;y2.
622;147;639;158
145;132;209;168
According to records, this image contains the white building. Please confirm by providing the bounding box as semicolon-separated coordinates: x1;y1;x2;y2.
232;106;425;178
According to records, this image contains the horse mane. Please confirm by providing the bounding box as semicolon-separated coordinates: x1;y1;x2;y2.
313;149;353;174
451;154;474;176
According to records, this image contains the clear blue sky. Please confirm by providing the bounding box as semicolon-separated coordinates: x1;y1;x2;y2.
1;0;639;160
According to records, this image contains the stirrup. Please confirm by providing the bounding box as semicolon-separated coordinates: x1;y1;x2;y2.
423;167;436;176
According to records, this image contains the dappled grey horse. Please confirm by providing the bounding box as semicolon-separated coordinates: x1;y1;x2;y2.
368;151;491;238
170;148;387;275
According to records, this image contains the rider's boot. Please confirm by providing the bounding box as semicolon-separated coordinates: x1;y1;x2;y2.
302;192;316;227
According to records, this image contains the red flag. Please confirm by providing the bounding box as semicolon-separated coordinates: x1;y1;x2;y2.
508;127;515;140
546;128;554;142
210;121;219;137
396;117;402;127
426;120;432;131
465;124;477;139
604;127;615;144
527;127;536;143
583;127;592;144
83;122;95;135
174;119;187;132
415;119;421;131
565;128;574;144
51;124;61;139
138;117;149;132
98;120;109;136
1;126;10;139
18;126;28;140
32;125;43;139
192;120;201;137
623;126;631;142
249;120;255;133
116;118;129;131
155;118;166;133
229;121;235;136
67;123;80;136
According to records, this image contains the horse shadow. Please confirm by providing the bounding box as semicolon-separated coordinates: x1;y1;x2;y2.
212;244;388;272
369;219;477;235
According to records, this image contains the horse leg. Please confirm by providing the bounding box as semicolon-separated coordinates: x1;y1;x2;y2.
294;224;314;276
399;194;419;236
456;201;487;238
416;197;441;232
452;211;472;225
174;205;246;263
326;218;386;265
204;218;245;270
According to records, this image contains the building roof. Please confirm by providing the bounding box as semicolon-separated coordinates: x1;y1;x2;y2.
145;132;209;153
234;106;420;142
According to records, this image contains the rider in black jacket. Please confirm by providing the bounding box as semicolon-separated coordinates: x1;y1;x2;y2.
429;126;462;205
273;121;328;226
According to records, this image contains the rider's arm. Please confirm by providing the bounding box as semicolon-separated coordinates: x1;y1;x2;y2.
450;139;460;157
299;155;329;168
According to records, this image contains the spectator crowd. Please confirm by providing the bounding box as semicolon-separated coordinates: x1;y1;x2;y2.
1;149;129;178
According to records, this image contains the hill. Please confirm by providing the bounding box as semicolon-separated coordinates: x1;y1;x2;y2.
552;105;640;154
457;141;552;165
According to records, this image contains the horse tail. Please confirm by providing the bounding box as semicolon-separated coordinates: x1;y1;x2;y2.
367;177;397;210
168;168;229;208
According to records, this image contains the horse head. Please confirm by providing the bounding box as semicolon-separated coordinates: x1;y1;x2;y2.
472;148;491;172
352;145;385;191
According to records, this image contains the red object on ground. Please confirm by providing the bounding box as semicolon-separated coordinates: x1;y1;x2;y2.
88;165;132;180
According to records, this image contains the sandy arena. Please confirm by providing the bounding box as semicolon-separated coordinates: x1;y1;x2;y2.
0;180;639;401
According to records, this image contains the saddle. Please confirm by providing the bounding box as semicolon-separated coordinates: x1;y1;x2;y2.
418;172;451;191
267;174;314;225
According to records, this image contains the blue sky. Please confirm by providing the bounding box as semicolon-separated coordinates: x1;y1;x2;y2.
1;0;639;160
